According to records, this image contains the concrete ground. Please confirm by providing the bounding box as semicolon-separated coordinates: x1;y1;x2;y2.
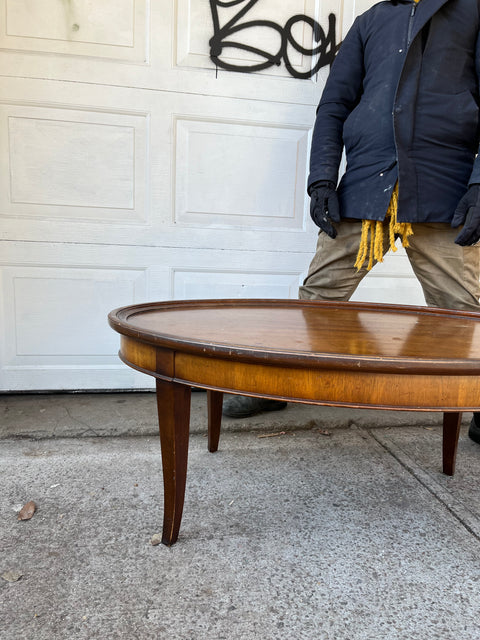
1;392;480;639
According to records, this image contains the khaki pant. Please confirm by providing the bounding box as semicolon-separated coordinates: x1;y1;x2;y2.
299;221;480;311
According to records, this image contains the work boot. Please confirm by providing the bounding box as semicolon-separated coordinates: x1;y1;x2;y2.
468;412;480;444
222;395;287;418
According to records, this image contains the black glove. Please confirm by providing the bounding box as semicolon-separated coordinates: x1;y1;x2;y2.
309;181;340;239
451;184;480;246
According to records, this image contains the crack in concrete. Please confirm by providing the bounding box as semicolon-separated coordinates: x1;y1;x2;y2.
64;407;100;437
366;428;480;542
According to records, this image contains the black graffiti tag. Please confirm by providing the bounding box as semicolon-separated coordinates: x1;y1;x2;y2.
209;0;338;79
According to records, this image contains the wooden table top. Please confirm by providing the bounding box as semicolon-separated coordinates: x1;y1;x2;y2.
108;299;480;375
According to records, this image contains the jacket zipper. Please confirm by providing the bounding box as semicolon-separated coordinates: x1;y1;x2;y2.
407;1;417;46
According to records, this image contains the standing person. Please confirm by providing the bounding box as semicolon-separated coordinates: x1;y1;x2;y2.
223;0;480;444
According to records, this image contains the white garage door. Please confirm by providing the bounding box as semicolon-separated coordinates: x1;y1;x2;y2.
0;0;424;391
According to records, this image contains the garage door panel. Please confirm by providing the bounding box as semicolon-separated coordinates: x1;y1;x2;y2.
1;265;147;362
174;116;309;230
176;0;320;77
171;268;302;300
1;103;149;225
2;0;149;62
155;246;308;302
0;262;149;390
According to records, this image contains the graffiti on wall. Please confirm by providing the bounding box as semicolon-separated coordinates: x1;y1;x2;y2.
208;0;339;79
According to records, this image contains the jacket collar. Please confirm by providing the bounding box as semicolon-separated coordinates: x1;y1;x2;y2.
406;0;451;46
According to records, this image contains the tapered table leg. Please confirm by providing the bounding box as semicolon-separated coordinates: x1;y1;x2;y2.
207;390;223;452
156;379;191;545
442;411;462;476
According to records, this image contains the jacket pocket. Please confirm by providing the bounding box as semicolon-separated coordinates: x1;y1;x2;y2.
342;103;363;151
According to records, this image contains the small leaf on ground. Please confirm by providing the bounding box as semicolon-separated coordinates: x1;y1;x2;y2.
17;501;37;521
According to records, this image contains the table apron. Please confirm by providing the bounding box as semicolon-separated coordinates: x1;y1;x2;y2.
119;337;480;411
174;352;480;411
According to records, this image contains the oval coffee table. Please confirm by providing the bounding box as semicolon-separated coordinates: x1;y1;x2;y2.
108;299;480;545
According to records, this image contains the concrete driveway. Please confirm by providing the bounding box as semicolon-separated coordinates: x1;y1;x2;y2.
1;392;480;639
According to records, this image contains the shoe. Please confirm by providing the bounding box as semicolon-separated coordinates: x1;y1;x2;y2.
468;413;480;444
222;395;287;418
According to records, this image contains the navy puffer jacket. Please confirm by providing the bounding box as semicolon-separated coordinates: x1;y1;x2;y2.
308;0;480;223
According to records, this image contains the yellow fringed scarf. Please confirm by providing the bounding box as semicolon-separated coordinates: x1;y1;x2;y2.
354;183;413;271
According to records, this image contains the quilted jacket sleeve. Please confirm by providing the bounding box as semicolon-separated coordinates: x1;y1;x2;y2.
308;17;365;191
